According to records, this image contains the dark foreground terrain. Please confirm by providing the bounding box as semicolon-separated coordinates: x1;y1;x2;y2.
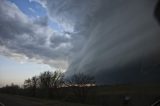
91;85;160;106
0;94;95;106
1;85;160;106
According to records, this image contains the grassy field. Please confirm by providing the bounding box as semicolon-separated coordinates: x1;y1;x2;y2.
1;84;160;106
87;84;160;106
0;93;97;106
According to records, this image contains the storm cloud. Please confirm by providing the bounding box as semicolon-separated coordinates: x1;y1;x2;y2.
42;0;160;84
1;0;160;84
65;0;160;84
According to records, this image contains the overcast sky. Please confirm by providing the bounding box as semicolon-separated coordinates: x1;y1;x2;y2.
0;0;160;86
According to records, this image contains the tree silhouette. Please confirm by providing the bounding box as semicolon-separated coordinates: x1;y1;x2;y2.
0;83;20;95
24;76;38;97
24;78;32;89
52;71;64;88
39;71;64;98
31;76;39;96
65;73;95;103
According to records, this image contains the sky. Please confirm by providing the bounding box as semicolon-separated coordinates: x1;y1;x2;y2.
0;0;160;86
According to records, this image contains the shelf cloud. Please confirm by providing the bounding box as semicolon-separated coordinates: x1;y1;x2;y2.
1;0;160;84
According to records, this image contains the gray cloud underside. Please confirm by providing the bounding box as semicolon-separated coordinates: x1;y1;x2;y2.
0;0;73;69
1;0;160;84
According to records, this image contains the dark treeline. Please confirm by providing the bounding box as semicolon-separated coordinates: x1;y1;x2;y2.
0;71;96;104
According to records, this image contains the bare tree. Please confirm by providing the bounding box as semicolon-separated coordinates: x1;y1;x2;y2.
65;73;95;103
31;76;39;96
39;71;53;98
51;71;64;98
52;71;64;88
24;76;39;97
39;71;52;89
24;78;32;89
39;71;64;98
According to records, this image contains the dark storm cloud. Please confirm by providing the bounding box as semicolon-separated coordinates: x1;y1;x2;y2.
1;0;160;84
65;0;160;84
37;0;160;84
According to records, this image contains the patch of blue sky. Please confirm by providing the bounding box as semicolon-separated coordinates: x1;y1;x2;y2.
7;0;64;33
8;0;46;17
48;19;64;32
